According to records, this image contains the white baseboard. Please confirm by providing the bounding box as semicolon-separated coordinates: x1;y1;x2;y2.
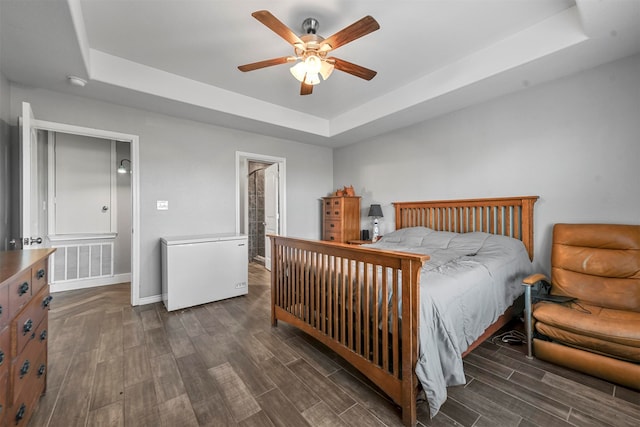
50;273;132;293
138;294;163;306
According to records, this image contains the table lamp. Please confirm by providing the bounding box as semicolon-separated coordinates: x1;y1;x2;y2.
368;204;383;242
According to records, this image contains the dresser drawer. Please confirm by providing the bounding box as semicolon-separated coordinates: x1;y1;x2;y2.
323;230;343;242
11;332;46;406
8;270;32;318
13;286;51;356
0;284;8;329
0;326;9;378
323;198;343;218
30;259;48;297
0;370;8;426
11;374;42;427
324;219;342;233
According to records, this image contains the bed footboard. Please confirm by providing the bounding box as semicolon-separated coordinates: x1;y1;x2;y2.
269;236;428;426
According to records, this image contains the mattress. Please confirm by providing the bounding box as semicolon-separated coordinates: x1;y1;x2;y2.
363;227;534;417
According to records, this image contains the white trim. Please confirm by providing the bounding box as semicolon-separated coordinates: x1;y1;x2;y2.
110;140;118;233
130;135;140;306
50;273;131;293
48;233;117;242
24;104;141;306
137;294;163;306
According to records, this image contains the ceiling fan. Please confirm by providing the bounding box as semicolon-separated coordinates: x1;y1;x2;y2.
238;10;380;95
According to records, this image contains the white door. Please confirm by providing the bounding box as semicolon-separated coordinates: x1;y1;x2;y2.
18;102;44;249
53;134;115;235
264;163;279;271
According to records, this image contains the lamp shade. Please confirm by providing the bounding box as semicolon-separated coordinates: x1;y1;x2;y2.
368;204;383;217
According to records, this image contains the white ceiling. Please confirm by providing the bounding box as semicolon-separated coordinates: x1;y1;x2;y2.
1;0;639;147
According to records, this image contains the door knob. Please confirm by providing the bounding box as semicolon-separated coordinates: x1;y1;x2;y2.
21;237;42;246
102;206;109;212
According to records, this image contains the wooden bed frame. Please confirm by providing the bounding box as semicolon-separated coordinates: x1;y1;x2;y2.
269;196;538;426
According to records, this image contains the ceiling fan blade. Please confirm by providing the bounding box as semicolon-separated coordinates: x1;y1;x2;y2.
300;82;313;95
330;57;377;80
238;57;293;72
252;10;304;47
320;15;379;51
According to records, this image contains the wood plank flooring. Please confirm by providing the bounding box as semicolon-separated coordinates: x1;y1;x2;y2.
30;263;640;426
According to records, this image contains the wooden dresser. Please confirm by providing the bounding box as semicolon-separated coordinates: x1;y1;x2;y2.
322;196;361;243
0;248;55;427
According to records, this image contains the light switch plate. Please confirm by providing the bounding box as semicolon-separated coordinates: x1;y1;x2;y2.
157;200;169;210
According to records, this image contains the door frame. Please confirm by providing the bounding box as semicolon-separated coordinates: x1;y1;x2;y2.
24;111;141;306
235;152;286;250
263;162;279;271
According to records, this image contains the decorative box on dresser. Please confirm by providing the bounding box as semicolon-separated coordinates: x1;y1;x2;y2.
322;196;361;243
0;248;55;427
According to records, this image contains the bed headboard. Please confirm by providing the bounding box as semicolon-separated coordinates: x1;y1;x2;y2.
393;196;538;260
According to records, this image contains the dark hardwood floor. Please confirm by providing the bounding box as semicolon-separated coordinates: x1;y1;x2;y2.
30;263;639;426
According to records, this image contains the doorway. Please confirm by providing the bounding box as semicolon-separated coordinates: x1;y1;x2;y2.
247;161;270;265
19;102;141;305
235;152;286;271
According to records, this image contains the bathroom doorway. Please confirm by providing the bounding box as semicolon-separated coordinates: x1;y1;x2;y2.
247;161;270;264
235;152;286;271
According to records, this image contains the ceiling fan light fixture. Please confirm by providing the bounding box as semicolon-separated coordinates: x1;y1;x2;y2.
304;72;321;85
290;61;307;82
239;11;379;95
319;61;334;80
290;54;331;85
304;55;321;74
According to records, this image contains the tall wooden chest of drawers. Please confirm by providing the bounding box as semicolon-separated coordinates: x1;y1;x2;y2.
322;196;361;243
0;248;55;427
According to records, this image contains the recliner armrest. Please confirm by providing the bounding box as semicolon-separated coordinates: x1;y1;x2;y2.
523;273;549;286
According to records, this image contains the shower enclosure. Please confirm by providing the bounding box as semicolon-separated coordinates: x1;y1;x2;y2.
247;161;269;263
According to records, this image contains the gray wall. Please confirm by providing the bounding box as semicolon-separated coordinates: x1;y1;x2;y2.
0;71;11;250
8;87;334;298
115;140;131;275
334;53;640;274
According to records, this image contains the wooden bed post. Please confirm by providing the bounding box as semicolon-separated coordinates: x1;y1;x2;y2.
270;235;278;327
400;257;423;427
521;197;537;261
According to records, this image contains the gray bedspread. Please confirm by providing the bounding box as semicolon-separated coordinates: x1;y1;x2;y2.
363;227;533;418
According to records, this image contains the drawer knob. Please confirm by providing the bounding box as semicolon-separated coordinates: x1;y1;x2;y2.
0;350;4;365
330;236;335;240
38;364;46;377
330;223;335;228
15;404;26;423
20;359;30;378
40;329;48;341
23;319;33;335
18;282;29;296
42;295;54;308
334;211;339;215
37;268;46;279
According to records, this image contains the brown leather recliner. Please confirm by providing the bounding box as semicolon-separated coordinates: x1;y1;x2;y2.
523;223;640;389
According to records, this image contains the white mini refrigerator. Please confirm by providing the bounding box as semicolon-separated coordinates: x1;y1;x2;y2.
161;233;248;311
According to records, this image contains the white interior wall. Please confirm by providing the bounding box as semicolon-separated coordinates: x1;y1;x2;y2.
9;87;334;299
334;53;640;274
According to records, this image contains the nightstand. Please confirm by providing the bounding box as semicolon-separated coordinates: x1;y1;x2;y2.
348;239;375;245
